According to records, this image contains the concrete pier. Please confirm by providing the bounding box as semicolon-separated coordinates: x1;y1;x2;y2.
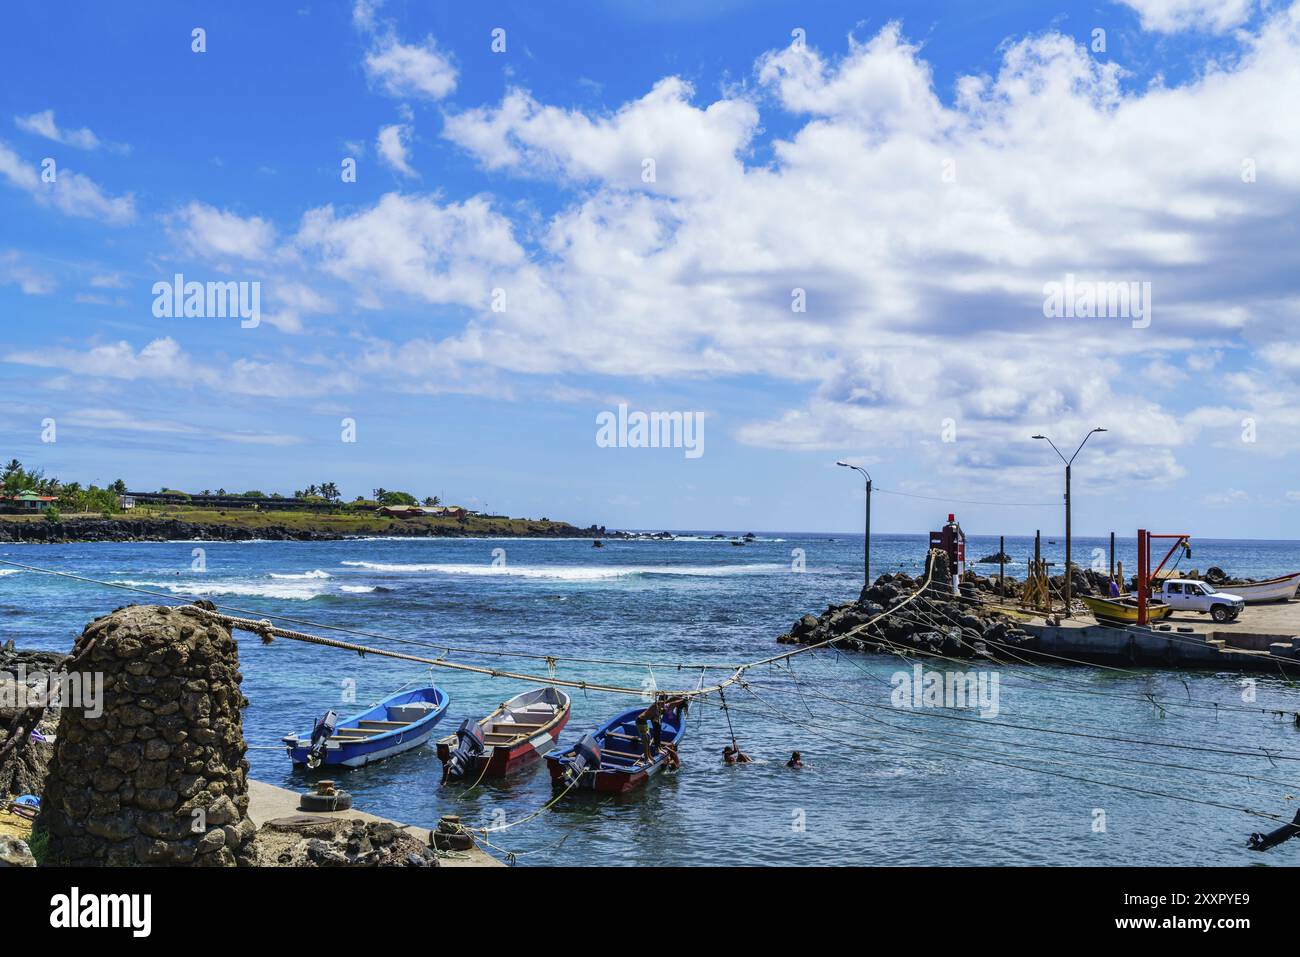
247;779;504;867
1017;601;1300;672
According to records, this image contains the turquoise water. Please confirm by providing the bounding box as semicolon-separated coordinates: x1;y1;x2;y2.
3;532;1299;866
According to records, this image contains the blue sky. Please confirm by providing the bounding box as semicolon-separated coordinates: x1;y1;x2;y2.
2;0;1298;537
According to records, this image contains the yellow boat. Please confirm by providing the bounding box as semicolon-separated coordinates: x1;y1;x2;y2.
1080;595;1172;625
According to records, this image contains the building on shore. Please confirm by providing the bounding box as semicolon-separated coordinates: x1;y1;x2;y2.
0;490;57;513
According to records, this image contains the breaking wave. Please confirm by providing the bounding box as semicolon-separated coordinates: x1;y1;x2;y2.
339;561;786;580
112;579;330;601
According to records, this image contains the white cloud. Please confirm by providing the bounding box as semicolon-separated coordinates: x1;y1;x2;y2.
443;78;758;197
363;35;457;100
428;8;1300;482
0;140;135;223
1118;0;1255;34
169;201;277;261
261;280;336;334
3;337;355;399
62;408;304;446
295;192;525;306
14;109;128;153
376;123;417;176
0;251;55;295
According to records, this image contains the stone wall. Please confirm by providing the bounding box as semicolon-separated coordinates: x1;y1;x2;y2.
41;604;255;866
0;646;65;799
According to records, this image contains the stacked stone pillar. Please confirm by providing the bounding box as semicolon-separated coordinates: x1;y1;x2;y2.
42;604;255;866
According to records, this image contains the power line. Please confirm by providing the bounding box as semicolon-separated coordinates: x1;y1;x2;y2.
873;487;1060;508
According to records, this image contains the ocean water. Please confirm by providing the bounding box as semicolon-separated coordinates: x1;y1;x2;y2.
3;532;1299;867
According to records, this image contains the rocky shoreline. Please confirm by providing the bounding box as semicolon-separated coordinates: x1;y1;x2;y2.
0;517;615;544
777;556;1035;659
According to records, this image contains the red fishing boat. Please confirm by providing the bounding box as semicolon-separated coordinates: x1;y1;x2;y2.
437;687;571;782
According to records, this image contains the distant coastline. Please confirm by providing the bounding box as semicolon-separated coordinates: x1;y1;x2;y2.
0;511;615;544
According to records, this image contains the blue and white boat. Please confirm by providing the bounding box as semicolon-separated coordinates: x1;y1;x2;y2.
544;702;687;793
282;687;449;768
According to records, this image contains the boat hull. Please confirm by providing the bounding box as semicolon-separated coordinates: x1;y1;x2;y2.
284;687;448;768
437;709;571;779
544;704;686;794
1081;596;1173;626
1193;573;1300;604
437;687;572;781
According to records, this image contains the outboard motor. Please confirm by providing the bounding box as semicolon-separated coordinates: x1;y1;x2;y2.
306;709;338;769
563;733;602;788
443;719;486;782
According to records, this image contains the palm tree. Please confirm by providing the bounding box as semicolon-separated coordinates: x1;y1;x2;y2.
372;487;387;502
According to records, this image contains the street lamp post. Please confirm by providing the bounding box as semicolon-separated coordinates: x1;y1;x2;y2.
836;462;872;590
1031;429;1107;616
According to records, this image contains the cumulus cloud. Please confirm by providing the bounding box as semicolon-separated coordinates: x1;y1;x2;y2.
1118;0;1256;34
363;35;457;100
0;140;135;223
444;78;759;197
169;201;277;261
414;8;1300;479
376;123;417;176
295;193;525;306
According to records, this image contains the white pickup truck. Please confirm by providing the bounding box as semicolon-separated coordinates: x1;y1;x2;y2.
1155;579;1246;622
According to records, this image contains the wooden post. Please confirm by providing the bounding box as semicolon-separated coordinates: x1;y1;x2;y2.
1137;529;1148;626
999;534;1005;598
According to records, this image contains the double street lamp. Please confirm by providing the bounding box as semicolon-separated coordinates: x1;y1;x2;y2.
1031;428;1107;616
836;461;872;589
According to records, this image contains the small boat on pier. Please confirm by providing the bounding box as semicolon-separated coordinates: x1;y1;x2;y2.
1080;595;1172;627
283;687;448;768
544;704;686;794
437;687;571;782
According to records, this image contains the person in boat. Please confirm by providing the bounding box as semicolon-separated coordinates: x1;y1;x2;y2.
786;750;803;769
722;743;752;764
662;742;681;771
1108;578;1121;598
636;694;689;761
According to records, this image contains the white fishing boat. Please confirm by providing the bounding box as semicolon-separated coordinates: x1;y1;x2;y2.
1190;572;1300;604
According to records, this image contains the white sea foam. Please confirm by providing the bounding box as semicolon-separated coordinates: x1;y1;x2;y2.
269;569;332;580
0;569;22;577
112;579;329;600
338;585;378;593
339;561;785;580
